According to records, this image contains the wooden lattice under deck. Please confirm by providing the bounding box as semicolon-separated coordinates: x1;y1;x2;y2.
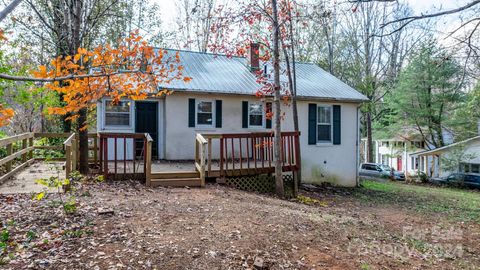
225;173;295;196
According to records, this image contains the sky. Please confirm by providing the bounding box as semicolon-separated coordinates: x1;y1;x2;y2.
153;0;471;29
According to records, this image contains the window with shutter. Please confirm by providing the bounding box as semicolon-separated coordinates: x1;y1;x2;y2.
308;104;341;145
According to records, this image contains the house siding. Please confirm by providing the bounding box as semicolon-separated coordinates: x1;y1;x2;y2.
97;92;362;187
164;92;361;187
435;140;480;177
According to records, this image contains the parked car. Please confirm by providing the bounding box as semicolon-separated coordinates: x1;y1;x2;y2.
359;163;405;181
432;173;480;189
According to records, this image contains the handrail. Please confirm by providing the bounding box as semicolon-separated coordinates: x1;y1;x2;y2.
0;132;101;182
202;131;300;139
63;133;76;146
201;131;301;179
196;133;207;144
0;133;33;148
145;133;153;186
63;133;77;177
194;133;208;187
98;132;152;181
145;133;154;142
0;133;35;183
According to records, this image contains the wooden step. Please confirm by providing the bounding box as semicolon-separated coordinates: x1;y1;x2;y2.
151;171;199;179
150;178;201;187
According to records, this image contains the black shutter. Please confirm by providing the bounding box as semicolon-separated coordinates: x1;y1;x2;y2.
266;102;272;129
242;101;248;128
188;98;195;127
215;100;222;128
308;104;317;145
333;105;341;145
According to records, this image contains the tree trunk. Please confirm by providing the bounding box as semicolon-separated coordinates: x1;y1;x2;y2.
271;0;284;197
77;108;89;174
72;0;89;174
288;3;301;194
366;111;374;163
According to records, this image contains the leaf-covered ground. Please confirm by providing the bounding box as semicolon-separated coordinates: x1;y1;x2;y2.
0;180;479;269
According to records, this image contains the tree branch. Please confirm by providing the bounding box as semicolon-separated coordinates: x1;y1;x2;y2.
381;0;480;28
0;70;144;82
0;0;22;22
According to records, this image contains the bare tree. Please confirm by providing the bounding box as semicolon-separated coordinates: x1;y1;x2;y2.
174;0;216;52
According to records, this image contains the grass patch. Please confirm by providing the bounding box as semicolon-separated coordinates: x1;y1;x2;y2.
354;180;480;222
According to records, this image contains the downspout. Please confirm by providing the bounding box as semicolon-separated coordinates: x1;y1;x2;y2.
356;105;360;187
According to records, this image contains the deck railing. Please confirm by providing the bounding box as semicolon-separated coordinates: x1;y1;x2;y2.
0;132;101;182
98;132;152;180
199;131;301;178
63;133;77;177
0;133;35;183
194;133;208;186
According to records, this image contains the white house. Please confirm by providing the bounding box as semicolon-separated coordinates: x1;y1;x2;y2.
413;136;480;178
363;133;427;174
96;47;368;187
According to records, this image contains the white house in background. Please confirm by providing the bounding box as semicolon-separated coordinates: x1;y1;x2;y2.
96;46;368;187
362;130;428;174
413;136;480;178
375;140;427;173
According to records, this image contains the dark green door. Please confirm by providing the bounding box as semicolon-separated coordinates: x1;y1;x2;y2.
135;101;158;158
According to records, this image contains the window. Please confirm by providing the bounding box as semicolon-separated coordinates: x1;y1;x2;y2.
317;106;332;142
459;163;479;173
248;102;264;127
362;164;377;171
411;157;417;170
471;164;479;173
381;155;389;166
413;141;425;149
105;100;131;127
196;101;214;126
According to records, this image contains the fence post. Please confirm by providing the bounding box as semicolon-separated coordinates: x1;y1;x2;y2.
65;144;72;178
145;139;152;187
28;136;33;160
5;143;12;172
93;136;98;167
199;141;206;187
21;138;27;163
71;138;77;172
207;138;212;173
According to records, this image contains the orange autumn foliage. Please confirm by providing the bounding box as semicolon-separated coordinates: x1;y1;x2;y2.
0;105;14;126
32;30;191;122
0;30;13;127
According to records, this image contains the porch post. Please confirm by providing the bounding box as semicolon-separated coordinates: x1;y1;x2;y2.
145;138;152;187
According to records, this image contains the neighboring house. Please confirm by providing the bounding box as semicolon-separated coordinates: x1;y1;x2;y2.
362;131;427;174
96;46;368;187
413;136;480;178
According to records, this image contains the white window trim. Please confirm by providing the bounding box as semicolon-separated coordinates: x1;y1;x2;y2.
316;104;333;145
248;101;266;129
103;99;133;129
195;99;215;129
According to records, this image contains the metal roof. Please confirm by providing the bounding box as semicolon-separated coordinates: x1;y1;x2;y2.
157;49;368;102
411;136;480;157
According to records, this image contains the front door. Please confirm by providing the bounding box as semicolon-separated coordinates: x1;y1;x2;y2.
397;157;403;171
135;101;158;158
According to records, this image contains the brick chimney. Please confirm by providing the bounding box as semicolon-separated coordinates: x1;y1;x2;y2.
247;42;260;71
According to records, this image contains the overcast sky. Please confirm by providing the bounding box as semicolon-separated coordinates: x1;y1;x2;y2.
153;0;471;30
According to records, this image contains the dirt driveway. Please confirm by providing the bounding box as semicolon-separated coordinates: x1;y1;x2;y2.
0;181;479;269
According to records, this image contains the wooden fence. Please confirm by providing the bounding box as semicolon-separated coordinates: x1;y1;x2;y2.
0;132;100;182
0;133;35;183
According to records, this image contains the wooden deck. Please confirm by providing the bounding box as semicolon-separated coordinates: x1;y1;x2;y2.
0;132;300;190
